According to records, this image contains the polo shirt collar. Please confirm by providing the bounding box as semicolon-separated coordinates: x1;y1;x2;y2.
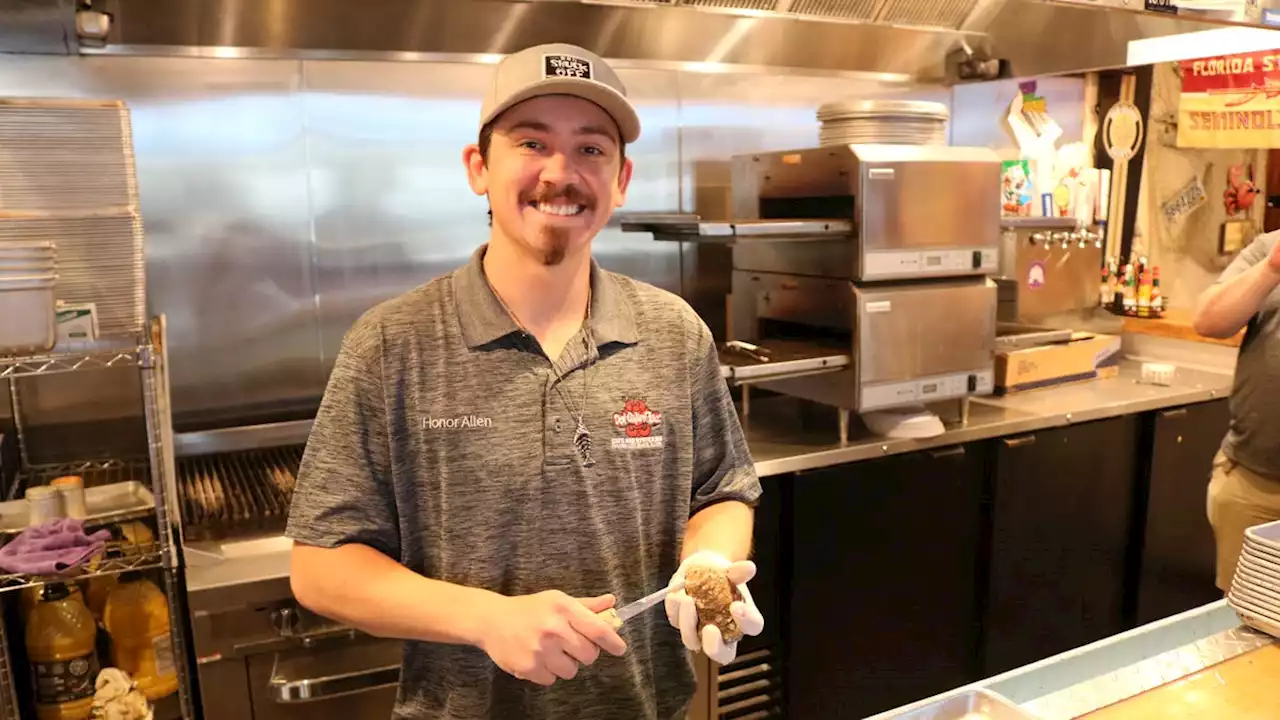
454;244;639;349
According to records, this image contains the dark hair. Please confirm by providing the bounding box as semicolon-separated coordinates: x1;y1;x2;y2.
477;121;627;227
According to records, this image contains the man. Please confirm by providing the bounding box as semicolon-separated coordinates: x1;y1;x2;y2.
286;42;764;720
1193;229;1280;591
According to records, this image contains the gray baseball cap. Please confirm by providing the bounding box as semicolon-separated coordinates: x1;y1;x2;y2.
479;43;641;144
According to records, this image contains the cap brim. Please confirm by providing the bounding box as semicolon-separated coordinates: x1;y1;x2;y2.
481;78;641;145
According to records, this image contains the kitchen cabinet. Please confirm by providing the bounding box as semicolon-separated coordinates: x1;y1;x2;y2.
788;443;986;719
983;416;1141;677
1136;399;1231;625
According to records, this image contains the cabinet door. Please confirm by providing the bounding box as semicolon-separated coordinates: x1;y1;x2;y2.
1137;400;1230;625
983;416;1139;677
789;444;986;719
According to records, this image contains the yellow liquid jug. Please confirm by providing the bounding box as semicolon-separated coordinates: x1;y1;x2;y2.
26;583;99;720
102;573;178;701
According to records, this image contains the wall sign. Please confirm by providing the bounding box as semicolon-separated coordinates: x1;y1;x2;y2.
1160;174;1207;237
1103;102;1144;162
1178;51;1280;149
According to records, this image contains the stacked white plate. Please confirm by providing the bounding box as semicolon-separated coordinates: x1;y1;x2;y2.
0;241;57;355
1227;519;1280;637
817;99;950;147
0;99;137;212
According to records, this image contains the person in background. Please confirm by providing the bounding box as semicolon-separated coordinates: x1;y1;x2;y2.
285;42;764;720
1193;229;1280;592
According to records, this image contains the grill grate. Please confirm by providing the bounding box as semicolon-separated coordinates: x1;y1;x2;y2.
177;445;303;540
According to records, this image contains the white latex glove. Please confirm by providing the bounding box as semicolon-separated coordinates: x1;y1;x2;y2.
664;551;764;665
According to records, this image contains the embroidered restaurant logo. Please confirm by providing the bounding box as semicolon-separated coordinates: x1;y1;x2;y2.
612;399;664;450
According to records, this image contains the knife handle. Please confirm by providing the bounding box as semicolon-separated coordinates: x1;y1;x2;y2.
598;608;624;630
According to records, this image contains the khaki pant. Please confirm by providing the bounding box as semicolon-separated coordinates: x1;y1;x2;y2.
1207;451;1280;591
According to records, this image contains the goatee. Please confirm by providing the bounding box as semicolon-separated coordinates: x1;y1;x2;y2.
539;226;570;266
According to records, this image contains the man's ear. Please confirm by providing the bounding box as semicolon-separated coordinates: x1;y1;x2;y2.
613;155;634;209
462;144;488;196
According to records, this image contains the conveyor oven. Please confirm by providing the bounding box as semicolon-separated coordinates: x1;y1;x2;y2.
623;143;1003;426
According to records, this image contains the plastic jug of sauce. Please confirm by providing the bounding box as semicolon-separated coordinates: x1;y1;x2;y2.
25;583;99;720
102;572;177;701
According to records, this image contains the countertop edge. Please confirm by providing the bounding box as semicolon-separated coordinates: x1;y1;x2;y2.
753;384;1228;478
869;601;1266;720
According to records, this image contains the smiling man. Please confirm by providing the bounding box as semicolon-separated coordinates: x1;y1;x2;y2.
285;43;764;720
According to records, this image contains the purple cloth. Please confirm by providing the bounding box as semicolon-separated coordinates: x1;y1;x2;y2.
0;518;111;575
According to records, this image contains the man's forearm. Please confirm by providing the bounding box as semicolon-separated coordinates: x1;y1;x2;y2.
682;501;754;562
290;542;500;646
1193;262;1280;338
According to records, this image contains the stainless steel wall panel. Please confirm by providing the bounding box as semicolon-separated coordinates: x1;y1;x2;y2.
301;60;493;369
0;56;324;429
116;58;322;429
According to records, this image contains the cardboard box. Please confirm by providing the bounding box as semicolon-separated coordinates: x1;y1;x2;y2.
994;332;1122;394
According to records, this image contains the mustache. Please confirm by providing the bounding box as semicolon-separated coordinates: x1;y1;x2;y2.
523;183;595;209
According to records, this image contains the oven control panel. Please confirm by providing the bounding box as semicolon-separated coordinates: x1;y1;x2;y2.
860;369;994;412
861;248;998;281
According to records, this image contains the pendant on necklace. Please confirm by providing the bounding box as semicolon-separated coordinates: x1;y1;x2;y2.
573;419;596;468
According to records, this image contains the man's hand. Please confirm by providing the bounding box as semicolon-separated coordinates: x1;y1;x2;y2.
664;551;764;665
479;591;628;686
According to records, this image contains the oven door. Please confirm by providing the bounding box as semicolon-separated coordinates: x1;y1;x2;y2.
247;636;402;720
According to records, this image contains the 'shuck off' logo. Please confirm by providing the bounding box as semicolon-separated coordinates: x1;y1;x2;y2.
612;399;664;450
544;54;593;80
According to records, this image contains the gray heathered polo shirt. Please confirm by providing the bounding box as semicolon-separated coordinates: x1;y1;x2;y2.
286;244;762;720
1218;230;1280;477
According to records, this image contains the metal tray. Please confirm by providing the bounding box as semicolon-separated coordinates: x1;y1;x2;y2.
882;689;1038;720
620;215;853;243
717;339;850;385
0;480;154;535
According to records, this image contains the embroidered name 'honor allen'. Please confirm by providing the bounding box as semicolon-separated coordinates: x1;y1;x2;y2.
422;415;494;430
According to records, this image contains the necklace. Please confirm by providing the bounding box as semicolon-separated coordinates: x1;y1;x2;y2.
487;279;597;469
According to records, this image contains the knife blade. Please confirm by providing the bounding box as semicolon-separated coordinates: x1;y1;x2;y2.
613;579;686;624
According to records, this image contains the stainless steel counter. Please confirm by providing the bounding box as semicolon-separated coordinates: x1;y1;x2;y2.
749;361;1233;477
871;601;1273;720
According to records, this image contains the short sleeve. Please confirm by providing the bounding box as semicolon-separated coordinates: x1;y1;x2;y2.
286;318;401;560
1217;232;1278;284
686;315;762;515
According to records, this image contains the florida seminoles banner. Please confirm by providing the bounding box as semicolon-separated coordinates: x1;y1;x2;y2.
1178;51;1280;149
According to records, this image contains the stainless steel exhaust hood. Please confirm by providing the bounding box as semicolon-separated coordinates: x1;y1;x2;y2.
0;0;77;54
13;0;1226;80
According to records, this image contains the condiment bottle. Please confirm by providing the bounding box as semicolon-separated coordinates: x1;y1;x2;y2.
26;583;99;720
